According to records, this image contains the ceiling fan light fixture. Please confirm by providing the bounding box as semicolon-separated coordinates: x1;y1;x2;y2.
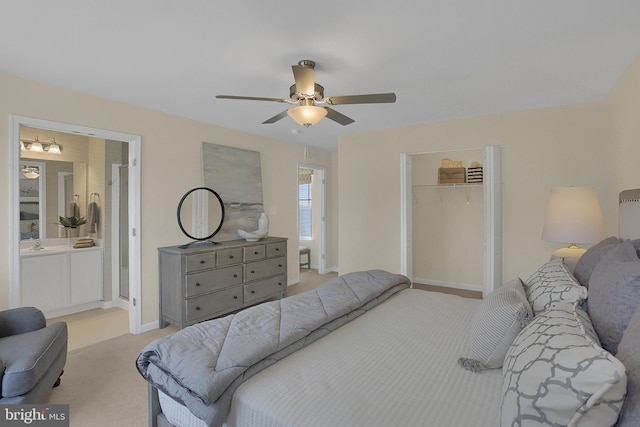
287;105;327;127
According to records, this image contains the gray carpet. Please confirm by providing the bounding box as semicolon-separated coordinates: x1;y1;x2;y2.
48;326;177;427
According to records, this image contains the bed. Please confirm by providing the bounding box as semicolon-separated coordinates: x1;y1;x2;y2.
138;190;640;427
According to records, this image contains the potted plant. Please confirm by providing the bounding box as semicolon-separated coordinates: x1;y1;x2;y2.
58;216;87;238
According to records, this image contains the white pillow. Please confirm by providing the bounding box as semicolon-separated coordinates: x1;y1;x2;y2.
501;303;627;426
458;278;532;371
523;258;587;315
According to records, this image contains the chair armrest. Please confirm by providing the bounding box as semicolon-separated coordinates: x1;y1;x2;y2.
0;307;46;337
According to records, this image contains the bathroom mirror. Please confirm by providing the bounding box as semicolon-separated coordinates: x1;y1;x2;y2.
18;159;88;240
177;187;225;248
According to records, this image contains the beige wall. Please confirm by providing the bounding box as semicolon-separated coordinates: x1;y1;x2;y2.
339;101;620;282
0;72;337;325
606;54;640;191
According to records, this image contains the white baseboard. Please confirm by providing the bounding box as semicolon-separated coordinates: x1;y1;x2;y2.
45;300;104;319
140;320;160;333
412;277;483;293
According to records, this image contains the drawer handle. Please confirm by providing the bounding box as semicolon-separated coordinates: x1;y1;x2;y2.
278;282;282;286
254;251;259;255
275;248;280;251
251;270;255;274
233;274;238;278
278;264;283;268
195;282;201;287
195;306;201;311
233;295;238;300
229;255;234;259
251;290;255;294
199;260;205;264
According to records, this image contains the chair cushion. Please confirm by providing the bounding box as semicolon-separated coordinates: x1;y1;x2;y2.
0;307;46;338
0;322;67;398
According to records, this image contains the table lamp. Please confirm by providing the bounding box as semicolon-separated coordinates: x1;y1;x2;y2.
542;186;606;272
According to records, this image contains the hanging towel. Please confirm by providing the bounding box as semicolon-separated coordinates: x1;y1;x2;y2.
87;202;99;233
69;202;80;217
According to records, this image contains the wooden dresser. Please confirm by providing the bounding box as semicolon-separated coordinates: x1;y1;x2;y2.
158;237;287;329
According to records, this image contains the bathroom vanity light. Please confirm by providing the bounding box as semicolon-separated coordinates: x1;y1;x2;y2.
20;136;62;154
21;166;40;179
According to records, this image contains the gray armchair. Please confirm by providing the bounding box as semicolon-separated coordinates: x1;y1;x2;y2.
0;307;67;403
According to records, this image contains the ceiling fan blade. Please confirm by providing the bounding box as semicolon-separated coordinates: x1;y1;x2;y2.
325;107;355;126
291;65;315;96
262;110;289;124
326;93;397;105
216;95;289;103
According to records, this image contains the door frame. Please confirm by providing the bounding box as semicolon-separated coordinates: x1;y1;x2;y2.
297;163;327;275
111;163;130;310
400;146;502;296
8;115;142;334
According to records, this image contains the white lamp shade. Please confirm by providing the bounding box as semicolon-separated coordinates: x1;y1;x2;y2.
30;141;44;152
542;186;606;244
287;105;327;126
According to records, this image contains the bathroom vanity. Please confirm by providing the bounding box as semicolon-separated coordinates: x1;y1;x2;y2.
20;241;103;318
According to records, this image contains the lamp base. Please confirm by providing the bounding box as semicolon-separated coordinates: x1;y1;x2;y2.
550;246;587;274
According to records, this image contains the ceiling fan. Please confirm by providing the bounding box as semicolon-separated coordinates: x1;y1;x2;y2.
216;59;396;127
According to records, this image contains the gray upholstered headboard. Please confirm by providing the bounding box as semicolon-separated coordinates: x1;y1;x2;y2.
619;189;640;240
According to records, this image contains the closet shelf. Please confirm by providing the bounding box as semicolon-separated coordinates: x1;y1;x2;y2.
412;183;482;204
412;183;483;188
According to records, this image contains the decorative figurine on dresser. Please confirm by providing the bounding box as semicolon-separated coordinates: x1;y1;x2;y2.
158;187;287;329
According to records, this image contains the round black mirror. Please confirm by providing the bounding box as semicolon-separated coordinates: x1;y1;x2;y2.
177;187;225;248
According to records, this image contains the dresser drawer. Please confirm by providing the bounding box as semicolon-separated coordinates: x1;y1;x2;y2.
185;252;216;273
244;245;266;262
244;274;286;303
244;256;286;282
185;265;243;297
217;248;242;266
266;241;286;258
185;286;243;323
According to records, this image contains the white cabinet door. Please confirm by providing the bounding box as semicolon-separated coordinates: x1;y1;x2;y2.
21;253;68;312
70;249;103;305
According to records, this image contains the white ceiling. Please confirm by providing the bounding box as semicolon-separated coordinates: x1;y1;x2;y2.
1;1;639;151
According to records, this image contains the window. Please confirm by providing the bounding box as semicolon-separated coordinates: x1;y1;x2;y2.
299;181;312;239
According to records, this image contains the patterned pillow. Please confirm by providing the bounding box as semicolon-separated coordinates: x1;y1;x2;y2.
523;258;587;315
501;303;627;427
458;278;533;371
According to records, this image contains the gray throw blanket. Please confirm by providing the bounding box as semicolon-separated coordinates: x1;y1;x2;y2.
136;269;410;427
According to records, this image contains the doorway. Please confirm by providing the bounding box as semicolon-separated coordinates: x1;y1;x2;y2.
297;164;327;276
400;146;502;296
9;115;142;334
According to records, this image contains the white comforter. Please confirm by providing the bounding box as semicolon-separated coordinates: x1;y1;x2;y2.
161;288;503;427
